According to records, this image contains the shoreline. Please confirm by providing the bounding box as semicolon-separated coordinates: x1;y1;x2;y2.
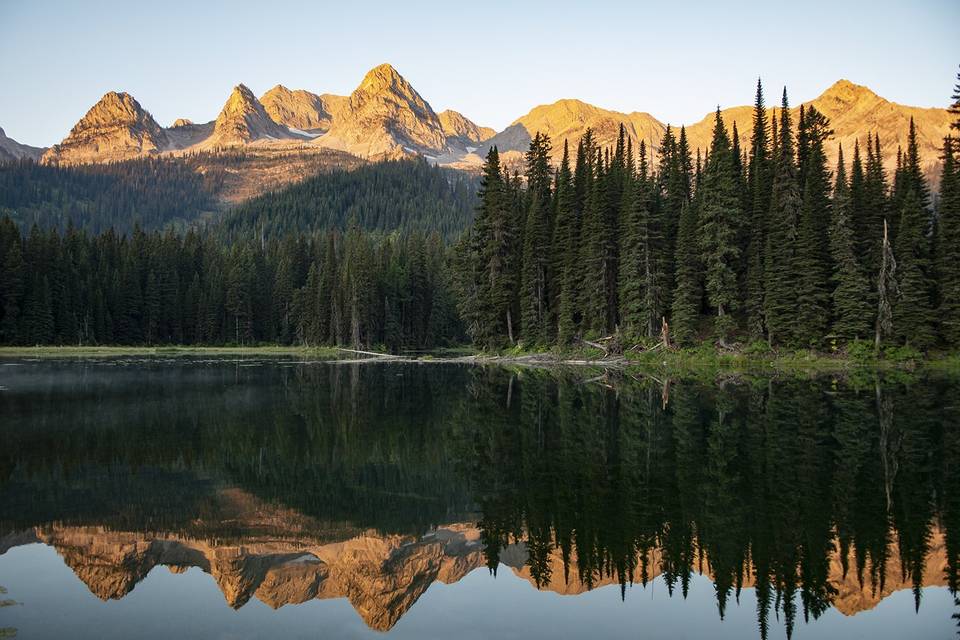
1;345;957;374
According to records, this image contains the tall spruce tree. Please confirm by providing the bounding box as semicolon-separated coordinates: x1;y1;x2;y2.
619;142;665;339
579;148;614;336
462;147;517;347
520;132;555;343
698;108;742;344
794;106;833;346
936;136;960;345
553;141;580;343
764;89;802;347
745;78;772;340
892;120;936;349
950;65;960;130
671;200;702;345
828;145;873;342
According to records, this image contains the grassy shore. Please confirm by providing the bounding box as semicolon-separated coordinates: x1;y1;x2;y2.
1;343;957;376
0;345;344;358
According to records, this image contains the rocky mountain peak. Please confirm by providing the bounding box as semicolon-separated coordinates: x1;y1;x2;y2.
818;79;880;108
321;63;447;156
260;84;334;132
208;84;291;146
41;91;168;165
356;63;408;95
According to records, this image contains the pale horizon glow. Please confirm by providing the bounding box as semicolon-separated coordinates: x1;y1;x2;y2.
1;0;958;147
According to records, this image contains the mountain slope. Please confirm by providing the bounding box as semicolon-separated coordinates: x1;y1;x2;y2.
316;63;448;157
260;85;338;132
681;79;953;184
202;84;297;148
439;110;495;144
41;92;169;165
0;126;45;162
29;71;952;187
479;99;666;162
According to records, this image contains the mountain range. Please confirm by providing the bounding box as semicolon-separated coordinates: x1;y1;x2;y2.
1;64;954;185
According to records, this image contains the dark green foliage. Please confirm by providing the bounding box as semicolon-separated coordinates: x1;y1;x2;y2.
794;106;833;346
553;142;579;343
458;148;520;348
893;189;936;349
671;200;702;345
828;146;873;341
520;133;554;343
764;91;802;346
937;136;960;345
890;119;936;350
698;109;742;342
0;217;461;348
745;80;772;339
221;158;477;241
0;156;221;234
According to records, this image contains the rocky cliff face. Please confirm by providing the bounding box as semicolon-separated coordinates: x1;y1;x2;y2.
439;109;496;144
260;85;338;133
202;84;295;148
0;126;45;162
317;63;449;157
41;92;169;165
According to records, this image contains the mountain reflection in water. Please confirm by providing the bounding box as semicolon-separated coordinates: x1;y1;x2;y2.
1;358;958;639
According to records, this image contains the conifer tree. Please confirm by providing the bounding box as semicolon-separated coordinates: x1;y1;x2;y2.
520;136;555;343
619;142;665;339
828;145;873;342
745;79;772;339
950;65;960;130
764;89;802;346
889;119;936;349
794;106;833;346
671;200;701;345
698;108;742;344
553;141;579;343
579;148;613;336
936;136;960;345
461;147;517;347
863;134;890;258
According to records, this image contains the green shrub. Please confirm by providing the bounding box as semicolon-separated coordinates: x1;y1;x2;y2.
846;339;875;364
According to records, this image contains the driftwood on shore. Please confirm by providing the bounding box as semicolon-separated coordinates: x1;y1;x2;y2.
332;347;630;368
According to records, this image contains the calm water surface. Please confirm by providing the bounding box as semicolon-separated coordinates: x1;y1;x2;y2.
0;357;958;639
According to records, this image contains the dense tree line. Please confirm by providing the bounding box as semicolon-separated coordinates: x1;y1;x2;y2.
0;156;223;234
0;155;476;240
219;158;478;241
0;218;462;348
459;77;960;352
3;74;959;352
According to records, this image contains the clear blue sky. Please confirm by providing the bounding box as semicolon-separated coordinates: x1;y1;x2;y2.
1;0;958;147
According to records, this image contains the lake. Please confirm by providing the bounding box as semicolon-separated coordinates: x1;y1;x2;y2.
0;357;957;639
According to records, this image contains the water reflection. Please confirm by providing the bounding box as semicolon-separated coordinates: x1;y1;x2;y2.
0;359;957;638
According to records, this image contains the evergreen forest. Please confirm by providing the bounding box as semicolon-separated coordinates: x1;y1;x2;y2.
1;76;959;353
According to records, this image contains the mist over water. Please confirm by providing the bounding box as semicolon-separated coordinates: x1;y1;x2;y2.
0;357;957;639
